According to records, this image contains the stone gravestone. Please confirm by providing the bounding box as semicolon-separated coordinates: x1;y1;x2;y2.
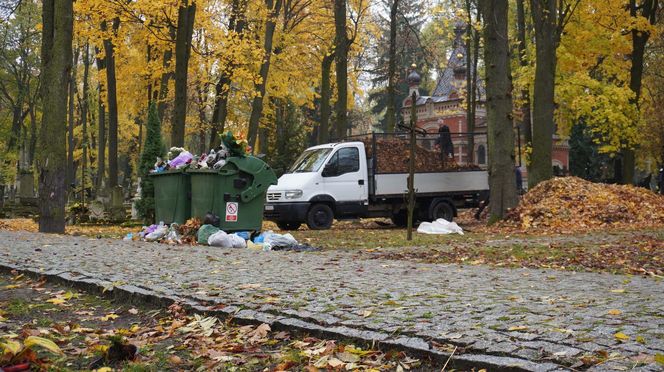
17;170;35;200
109;185;126;222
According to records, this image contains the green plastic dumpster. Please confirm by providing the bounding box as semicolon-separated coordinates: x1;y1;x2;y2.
149;169;191;224
189;156;277;232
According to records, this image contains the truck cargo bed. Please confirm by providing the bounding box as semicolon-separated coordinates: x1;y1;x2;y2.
373;170;489;197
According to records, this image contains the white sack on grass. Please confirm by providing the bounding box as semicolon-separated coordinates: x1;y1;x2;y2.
417;218;464;235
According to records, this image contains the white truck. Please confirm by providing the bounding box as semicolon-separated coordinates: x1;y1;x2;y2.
263;134;489;230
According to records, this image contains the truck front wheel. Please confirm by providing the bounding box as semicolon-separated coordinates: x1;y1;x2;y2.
306;204;334;230
277;221;302;231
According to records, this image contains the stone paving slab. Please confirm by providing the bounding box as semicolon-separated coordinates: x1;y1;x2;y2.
0;230;663;371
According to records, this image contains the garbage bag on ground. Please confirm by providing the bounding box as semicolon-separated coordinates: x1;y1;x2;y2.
228;233;247;248
145;223;169;241
417;218;464;235
208;231;246;248
235;231;250;240
203;213;220;227
261;231;298;248
197;224;220;244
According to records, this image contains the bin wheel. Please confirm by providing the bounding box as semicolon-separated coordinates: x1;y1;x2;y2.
306;204;333;230
277;221;302;231
430;200;454;222
391;211;408;227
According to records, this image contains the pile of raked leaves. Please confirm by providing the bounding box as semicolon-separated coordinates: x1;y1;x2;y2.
502;177;664;232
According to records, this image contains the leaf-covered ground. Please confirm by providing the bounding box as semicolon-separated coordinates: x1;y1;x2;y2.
357;232;664;277
0;272;440;371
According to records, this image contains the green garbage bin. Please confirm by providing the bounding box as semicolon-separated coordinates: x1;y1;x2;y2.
189;156;277;232
149;169;191;224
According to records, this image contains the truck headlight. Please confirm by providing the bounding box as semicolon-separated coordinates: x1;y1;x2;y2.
285;190;303;199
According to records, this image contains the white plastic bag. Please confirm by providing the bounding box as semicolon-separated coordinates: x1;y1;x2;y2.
417;218;464;235
262;231;298;248
208;231;231;247
208;231;246;248
228;233;247;248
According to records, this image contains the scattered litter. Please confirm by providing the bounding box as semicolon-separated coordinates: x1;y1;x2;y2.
145;223;168;242
197;225;220;244
271;244;320;252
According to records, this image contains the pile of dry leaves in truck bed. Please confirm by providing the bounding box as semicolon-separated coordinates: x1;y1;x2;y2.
361;138;480;173
502;177;664;232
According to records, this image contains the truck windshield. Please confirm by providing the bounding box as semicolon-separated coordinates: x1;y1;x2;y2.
288;148;332;173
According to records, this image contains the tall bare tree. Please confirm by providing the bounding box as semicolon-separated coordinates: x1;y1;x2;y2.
210;0;248;148
171;0;196;147
66;47;79;189
384;0;400;132
478;0;518;219
247;0;283;149
334;0;349;138
38;0;73;233
101;18;120;188
622;0;659;184
528;0;578;188
516;0;532;150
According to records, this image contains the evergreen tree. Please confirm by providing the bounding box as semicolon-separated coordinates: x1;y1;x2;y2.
569;121;610;182
136;102;164;222
266;99;309;175
368;0;432;131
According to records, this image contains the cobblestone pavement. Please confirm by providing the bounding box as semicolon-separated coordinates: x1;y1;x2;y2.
0;230;662;371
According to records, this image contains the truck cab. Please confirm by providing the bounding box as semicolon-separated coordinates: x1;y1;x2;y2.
264;142;369;230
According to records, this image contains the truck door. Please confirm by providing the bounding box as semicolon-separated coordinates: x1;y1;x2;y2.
321;146;367;205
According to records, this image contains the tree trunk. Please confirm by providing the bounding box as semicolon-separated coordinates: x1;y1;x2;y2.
81;44;90;199
516;0;532;151
171;1;197;147
157;29;175;122
38;0;73;233
334;0;349;139
318;52;335;144
67;47;79;190
7;97;26;151
385;0;399;132
479;0;518;219
465;0;475;163
28;105;37;167
102;18;120;188
210;0;248;148
528;0;557;188
247;0;283;149
623;0;659;184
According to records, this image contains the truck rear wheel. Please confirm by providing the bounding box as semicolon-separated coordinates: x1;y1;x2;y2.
430;200;454;222
391;211;408;227
277;221;302;231
306;204;333;230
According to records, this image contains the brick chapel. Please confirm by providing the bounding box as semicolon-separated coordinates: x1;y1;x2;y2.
400;24;569;184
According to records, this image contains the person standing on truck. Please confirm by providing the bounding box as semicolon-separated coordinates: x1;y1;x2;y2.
434;125;454;163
